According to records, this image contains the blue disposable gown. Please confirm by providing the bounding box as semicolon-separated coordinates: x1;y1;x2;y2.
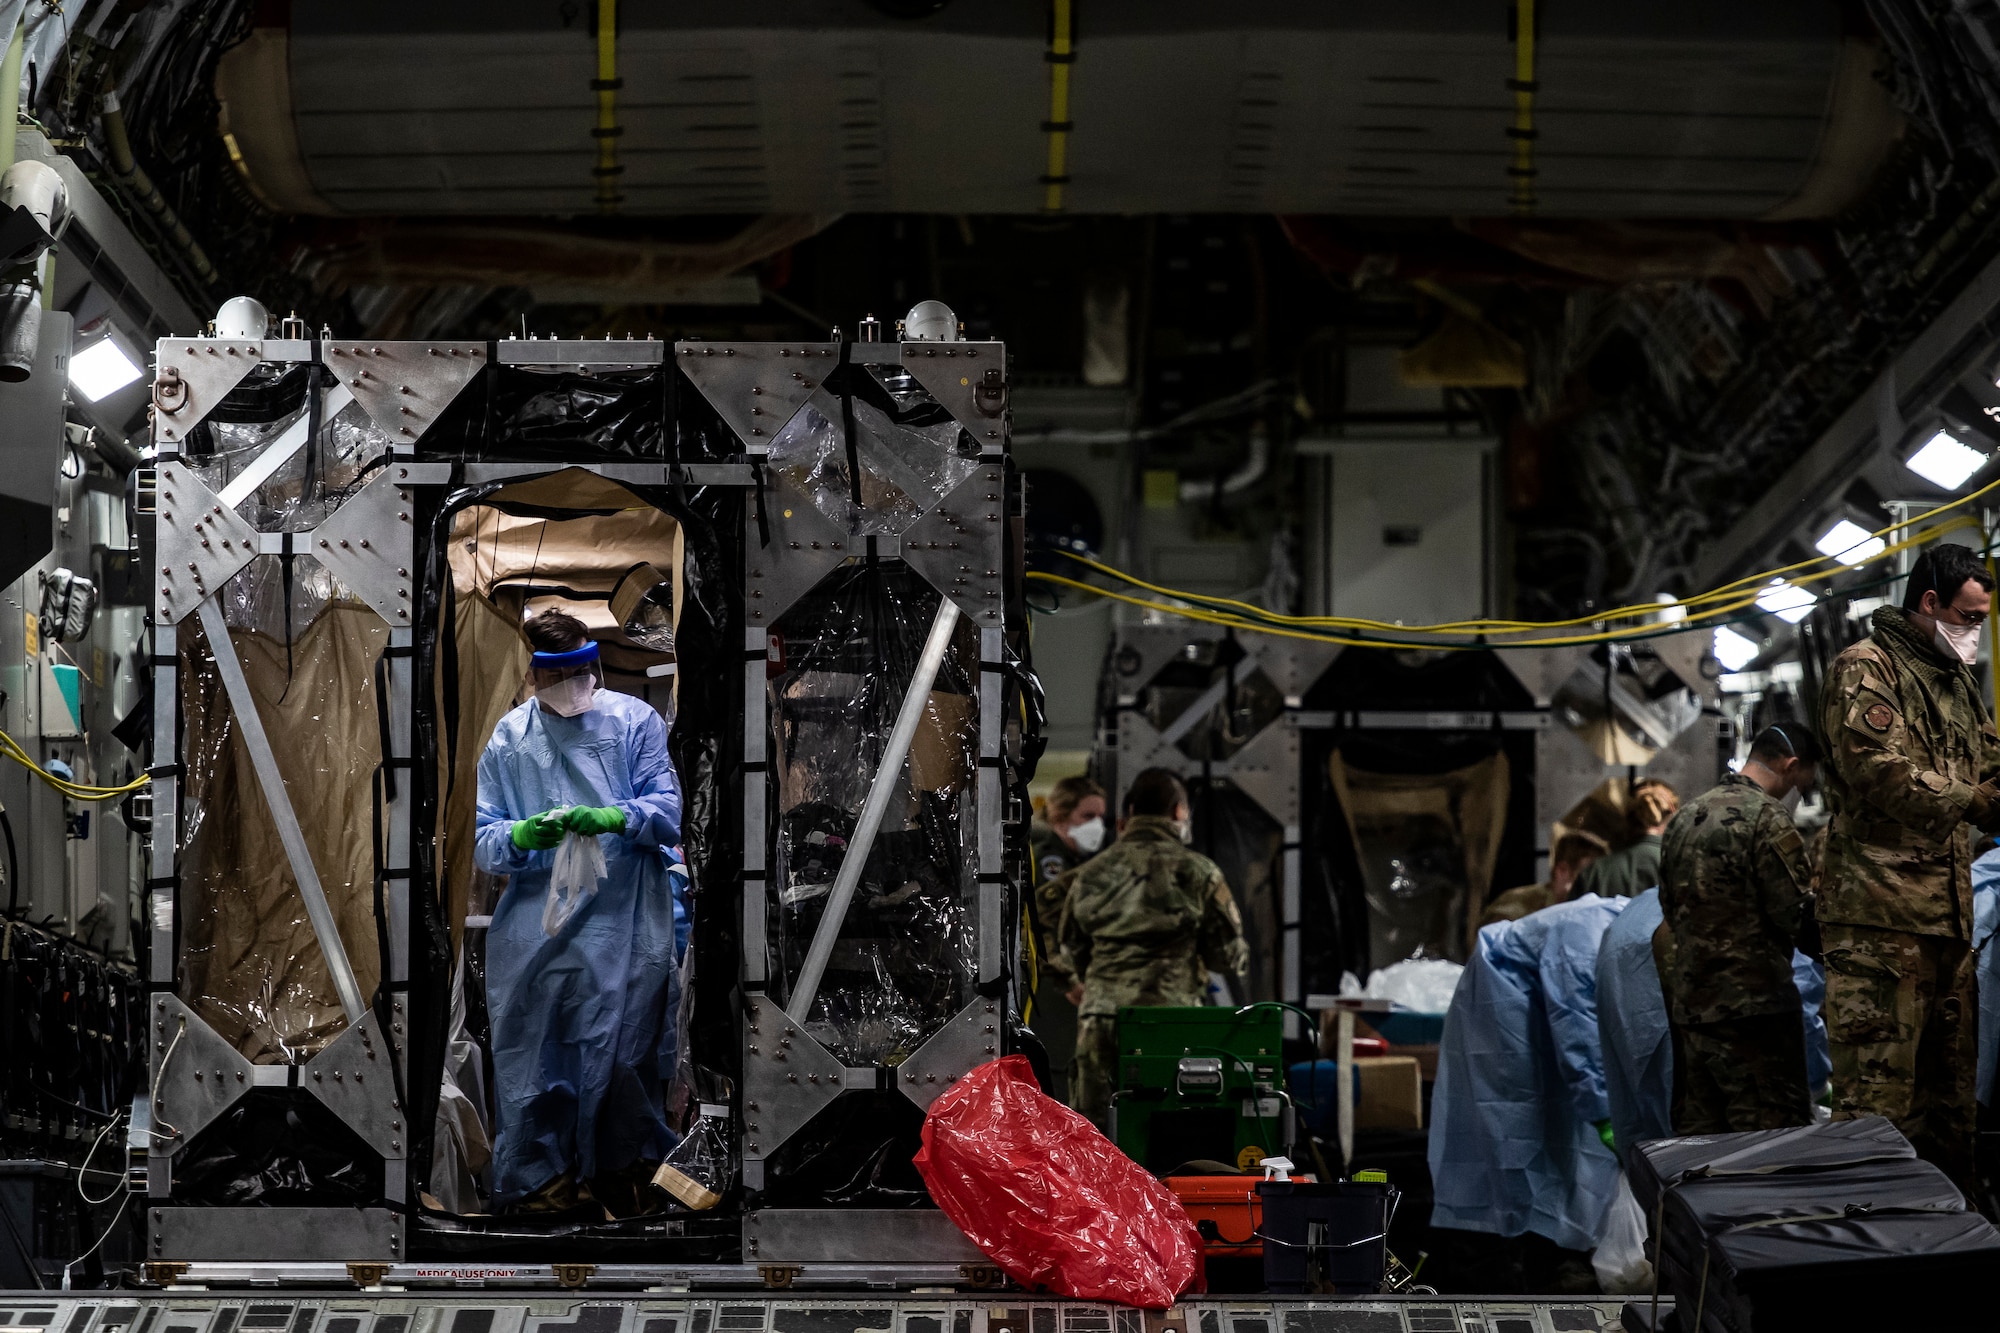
1596;888;1672;1160
1429;894;1625;1252
474;688;682;1202
1973;849;2000;1106
1596;889;1831;1154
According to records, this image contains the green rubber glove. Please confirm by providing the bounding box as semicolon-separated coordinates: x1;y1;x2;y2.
1596;1119;1616;1149
511;810;567;851
565;805;627;836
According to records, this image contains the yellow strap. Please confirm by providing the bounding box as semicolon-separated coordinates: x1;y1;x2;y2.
1043;0;1073;211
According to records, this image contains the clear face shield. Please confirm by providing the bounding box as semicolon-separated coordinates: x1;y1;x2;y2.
530;642;602;716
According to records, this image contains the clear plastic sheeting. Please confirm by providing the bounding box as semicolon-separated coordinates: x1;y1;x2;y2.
652;1103;732;1210
177;605;388;1060
1328;749;1511;968
768;566;978;1067
768;397;978;537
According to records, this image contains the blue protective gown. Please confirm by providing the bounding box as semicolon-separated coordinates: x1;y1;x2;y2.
1596;888;1672;1160
1429;894;1625;1252
1973;849;2000;1106
1596;888;1831;1155
474;688;682;1202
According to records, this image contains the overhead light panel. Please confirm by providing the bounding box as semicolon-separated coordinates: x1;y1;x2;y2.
1905;429;1989;490
1713;626;1761;672
1755;579;1815;624
1815;518;1886;567
69;336;142;402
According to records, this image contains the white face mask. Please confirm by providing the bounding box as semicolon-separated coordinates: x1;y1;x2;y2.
538;675;597;717
1933;617;1982;665
1068;816;1106;854
1172;818;1193;844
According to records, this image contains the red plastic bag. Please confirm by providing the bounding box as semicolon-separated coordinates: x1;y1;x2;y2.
914;1054;1204;1307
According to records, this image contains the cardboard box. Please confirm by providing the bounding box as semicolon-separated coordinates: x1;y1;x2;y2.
1352;1056;1423;1131
1390;1042;1439;1083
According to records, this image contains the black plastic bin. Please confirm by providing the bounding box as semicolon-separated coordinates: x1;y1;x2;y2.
1257;1178;1393;1294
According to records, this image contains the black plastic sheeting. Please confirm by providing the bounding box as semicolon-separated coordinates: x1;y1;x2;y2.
172;1089;382;1206
1631;1116;1998;1333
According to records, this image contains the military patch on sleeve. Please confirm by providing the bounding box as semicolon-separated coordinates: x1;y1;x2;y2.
1864;702;1895;732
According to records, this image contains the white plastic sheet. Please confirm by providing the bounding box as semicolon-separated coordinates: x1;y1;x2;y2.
543;820;605;937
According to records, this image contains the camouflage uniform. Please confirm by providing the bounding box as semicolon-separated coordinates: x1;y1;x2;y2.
1657;773;1815;1132
1572;834;1662;900
1817;605;2000;1187
1026;820;1090;1100
1480;882;1557;927
1058;815;1249;1124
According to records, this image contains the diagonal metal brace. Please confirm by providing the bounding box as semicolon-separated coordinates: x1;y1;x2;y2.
785;596;961;1023
195;597;368;1023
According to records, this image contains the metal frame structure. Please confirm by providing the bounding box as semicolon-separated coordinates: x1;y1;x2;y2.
138;328;1025;1275
678;337;1018;1256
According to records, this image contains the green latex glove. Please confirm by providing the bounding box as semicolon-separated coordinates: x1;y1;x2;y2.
511;809;568;851
565;805;627;836
1596;1119;1616;1149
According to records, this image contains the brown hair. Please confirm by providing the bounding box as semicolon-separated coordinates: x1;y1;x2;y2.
1629;778;1680;838
525;608;589;655
1045;775;1106;823
1124;768;1189;819
1551;829;1610;873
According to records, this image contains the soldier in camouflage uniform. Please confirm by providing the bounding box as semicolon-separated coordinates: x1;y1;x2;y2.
1024;776;1107;1100
1659;723;1821;1132
1818;543;2000;1188
1059;768;1249;1125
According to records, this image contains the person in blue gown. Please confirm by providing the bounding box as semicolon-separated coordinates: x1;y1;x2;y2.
474;609;682;1211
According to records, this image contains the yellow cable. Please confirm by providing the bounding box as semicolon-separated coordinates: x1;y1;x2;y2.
1038;510;1981;646
1042;0;1073;211
0;732;147;801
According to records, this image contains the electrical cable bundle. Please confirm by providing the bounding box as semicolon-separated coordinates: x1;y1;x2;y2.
1028;474;2000;653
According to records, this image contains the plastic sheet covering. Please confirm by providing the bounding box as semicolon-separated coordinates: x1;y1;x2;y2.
177;604;387;1060
429;945;493;1214
768;397;978;536
914;1054;1203;1307
768;567;977;1065
651;1102;732;1209
1328;749;1509;967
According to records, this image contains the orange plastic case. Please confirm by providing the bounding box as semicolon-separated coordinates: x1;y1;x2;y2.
1167;1175;1265;1256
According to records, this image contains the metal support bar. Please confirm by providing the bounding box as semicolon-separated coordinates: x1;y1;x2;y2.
217;383;354;509
195;597;368;1023
786;597;961;1022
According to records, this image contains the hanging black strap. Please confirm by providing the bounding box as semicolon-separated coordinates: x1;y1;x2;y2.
837;339;863;507
750;458;771;548
278;531;296;701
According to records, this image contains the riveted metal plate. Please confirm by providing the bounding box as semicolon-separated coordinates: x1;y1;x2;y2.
153;461;259;624
746;475;853;627
743;1209;985;1263
498;337;664;367
677;341;836;451
153;339;269;443
1226;712;1302;827
1116;712;1195;783
324;340;486;444
311;469;418;626
741;994;851;1162
900;469;1006;625
150;1205;402;1262
302;1005;406;1160
1248;638;1343;705
893;998;1002;1111
897;342;1007;446
1113;624;1228;697
147;995;255;1154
